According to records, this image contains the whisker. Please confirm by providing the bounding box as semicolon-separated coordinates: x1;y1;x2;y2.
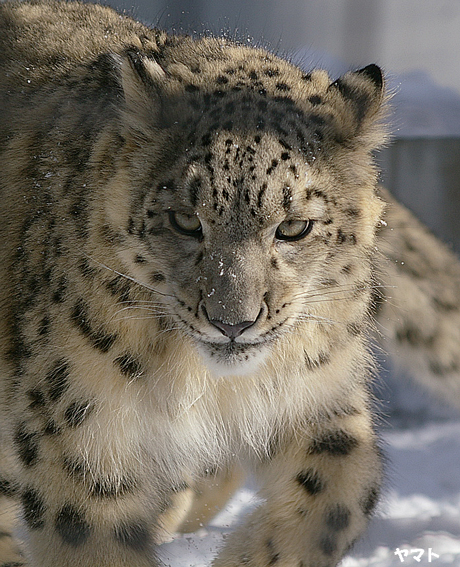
112;305;169;317
83;253;174;298
297;314;344;326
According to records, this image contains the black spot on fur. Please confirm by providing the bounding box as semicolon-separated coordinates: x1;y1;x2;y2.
71;300;117;352
296;469;325;495
266;159;278;175
115;354;142;378
257;183;267;208
319;534;336;556
275;82;290;91
308;95;322;106
325;504;351;531
150;272;165;283
114;520;151;551
78;257;97;278
22;488;46;529
52;275;67;303
395;326;429;347
43;420;61;436
14;423;39;467
64;401;94;428
27;389;46;410
55;504;91;547
282;185;292;211
266;539;280;564
7;316;32;370
0;477;18;497
63;456;135;498
38;316;50;337
106;276;131;302
361;485;380;516
304;350;330;371
337;229;347;244
432;296;458;312
309;430;359;456
46;360;70;402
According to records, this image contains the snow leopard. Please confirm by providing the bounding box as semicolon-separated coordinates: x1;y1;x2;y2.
0;1;459;566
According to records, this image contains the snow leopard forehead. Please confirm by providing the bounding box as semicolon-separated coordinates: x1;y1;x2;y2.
119;42;386;238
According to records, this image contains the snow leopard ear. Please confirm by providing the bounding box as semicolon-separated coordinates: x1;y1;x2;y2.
327;64;387;144
117;49;169;129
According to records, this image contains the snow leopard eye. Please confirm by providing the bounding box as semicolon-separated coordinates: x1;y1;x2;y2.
275;219;313;242
168;211;202;237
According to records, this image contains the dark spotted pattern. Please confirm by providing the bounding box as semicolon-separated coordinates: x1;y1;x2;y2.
266;539;280;564
113;520;151;551
0;477;18;497
325;504;351;531
71;299;117;352
27;389;46;410
361;485;380;516
78;257;98;279
309;430;359;456
63;455;136;499
64;400;94;427
14;423;39;467
52;275;67;303
46;360;70;401
296;468;325;495
319;534;336;556
115;354;142;378
304;350;330;371
21;488;46;529
55;504;91;547
396;326;434;348
106;276;131;302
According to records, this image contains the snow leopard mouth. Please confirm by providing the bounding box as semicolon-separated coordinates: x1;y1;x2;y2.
196;338;272;376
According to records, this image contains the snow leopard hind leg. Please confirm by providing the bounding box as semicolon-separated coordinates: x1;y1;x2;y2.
374;187;460;410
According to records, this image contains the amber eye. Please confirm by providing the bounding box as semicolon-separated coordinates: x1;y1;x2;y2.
275;219;313;242
168;211;202;237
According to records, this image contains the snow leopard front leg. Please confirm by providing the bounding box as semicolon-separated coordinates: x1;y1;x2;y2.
213;404;381;567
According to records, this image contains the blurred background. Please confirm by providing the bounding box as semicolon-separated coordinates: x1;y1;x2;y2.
104;0;460;254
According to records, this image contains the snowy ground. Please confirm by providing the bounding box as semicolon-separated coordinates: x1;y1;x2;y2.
158;375;460;567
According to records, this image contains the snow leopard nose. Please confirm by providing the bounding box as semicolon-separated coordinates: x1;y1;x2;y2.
209;318;256;340
201;306;257;339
